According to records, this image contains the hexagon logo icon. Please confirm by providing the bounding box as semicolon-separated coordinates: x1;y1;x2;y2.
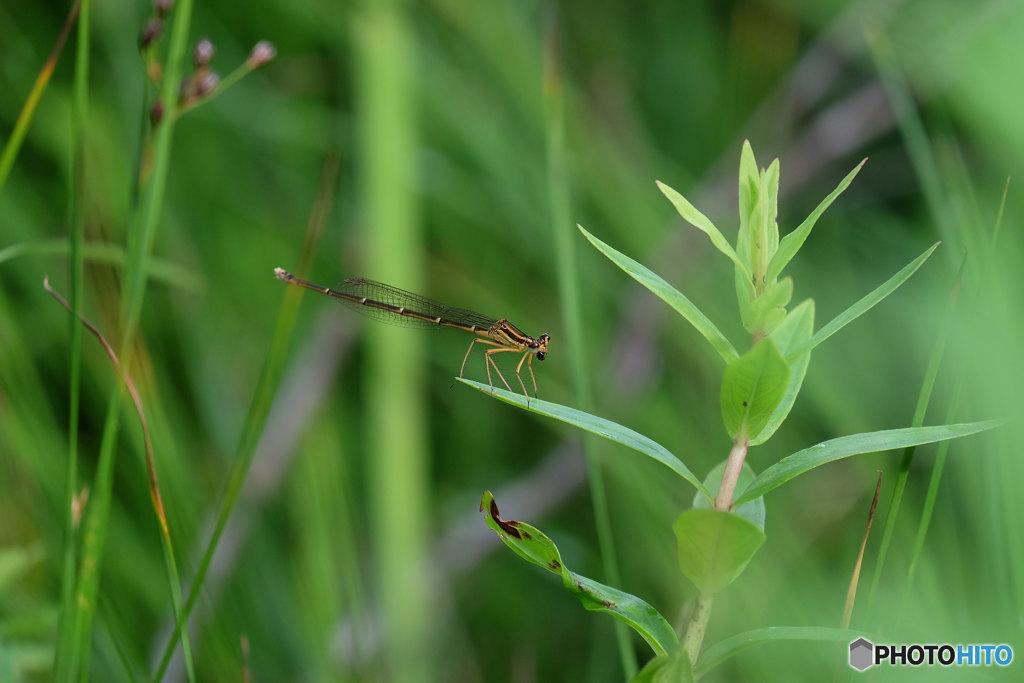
849;638;874;671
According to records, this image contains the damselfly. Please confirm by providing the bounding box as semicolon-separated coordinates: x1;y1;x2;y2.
274;268;550;400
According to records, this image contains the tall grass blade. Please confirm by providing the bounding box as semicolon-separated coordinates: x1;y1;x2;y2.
53;0;88;678
0;0;82;193
865;259;964;619
0;240;205;293
69;0;196;676
545;17;635;676
153;155;337;679
44;279;196;681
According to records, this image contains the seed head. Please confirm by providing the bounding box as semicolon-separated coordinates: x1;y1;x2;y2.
193;38;215;68
247;41;277;68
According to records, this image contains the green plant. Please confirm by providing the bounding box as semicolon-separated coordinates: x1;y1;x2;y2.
462;141;1000;679
0;1;279;679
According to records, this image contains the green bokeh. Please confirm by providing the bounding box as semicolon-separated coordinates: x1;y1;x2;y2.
2;0;1021;680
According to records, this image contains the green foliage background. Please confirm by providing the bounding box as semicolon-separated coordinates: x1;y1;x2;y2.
1;0;1021;680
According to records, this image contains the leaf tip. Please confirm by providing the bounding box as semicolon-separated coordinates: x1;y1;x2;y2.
655;180;686;203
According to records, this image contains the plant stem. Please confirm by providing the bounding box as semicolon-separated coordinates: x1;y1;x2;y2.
715;439;749;510
356;3;431;681
684;589;713;664
687;438;747;670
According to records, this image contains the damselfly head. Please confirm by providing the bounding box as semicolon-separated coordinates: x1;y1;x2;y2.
533;333;550;360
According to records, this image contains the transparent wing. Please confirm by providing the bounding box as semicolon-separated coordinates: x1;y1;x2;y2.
335;277;499;330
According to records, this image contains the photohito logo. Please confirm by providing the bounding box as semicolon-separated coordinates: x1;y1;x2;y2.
849;637;1013;671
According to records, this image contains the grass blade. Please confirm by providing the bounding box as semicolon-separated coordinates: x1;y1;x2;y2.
866;259;965;618
0;239;205;294
152;155;338;679
578;224;739;364
734;420;1003;505
458;379;712;499
44;279;195;681
70;1;196;676
842;473;883;630
53;0;88;678
0;0;82;193
545;21;635;676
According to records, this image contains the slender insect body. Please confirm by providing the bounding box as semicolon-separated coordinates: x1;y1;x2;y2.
274;267;550;402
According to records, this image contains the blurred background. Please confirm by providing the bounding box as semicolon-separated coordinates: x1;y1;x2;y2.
2;0;1021;680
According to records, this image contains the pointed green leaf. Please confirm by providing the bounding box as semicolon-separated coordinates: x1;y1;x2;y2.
750;159;780;283
764;160;780;261
655;181;752;282
578;225;739;364
674;509;765;593
766;158;867;282
738;140;759;216
481;491;679;656
786;243;939;362
734;420;1004;504
743;170;765;272
751;299;815;445
737;141;759;266
459;379;712;499
720;339;790;441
